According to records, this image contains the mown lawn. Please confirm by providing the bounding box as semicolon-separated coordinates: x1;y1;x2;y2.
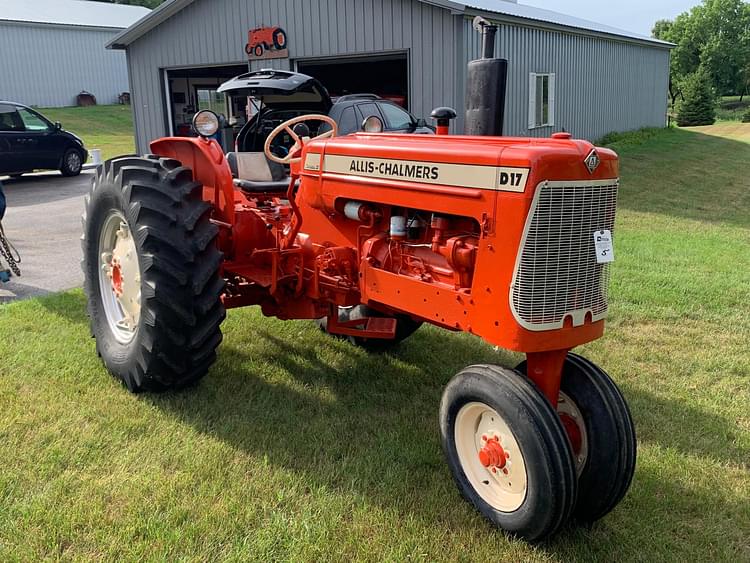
36;105;136;161
1;125;749;561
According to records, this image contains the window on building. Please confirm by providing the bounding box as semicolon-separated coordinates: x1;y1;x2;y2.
528;73;555;129
196;88;225;112
18;108;50;131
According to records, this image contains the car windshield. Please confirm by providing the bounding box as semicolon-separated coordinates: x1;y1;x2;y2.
379;102;414;130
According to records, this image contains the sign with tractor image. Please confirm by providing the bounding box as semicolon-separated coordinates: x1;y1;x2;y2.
245;26;288;60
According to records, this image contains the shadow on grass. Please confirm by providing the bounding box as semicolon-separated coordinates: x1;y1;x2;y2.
138;313;747;548
614;126;750;228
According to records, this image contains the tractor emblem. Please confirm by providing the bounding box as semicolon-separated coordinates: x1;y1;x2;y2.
245;26;288;60
584;149;601;174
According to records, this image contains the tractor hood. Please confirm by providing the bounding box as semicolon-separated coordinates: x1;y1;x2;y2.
218;69;332;112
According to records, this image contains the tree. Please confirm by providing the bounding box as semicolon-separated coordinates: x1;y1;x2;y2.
677;67;717;126
653;0;750;99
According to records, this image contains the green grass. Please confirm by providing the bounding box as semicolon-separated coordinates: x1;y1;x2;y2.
1;125;749;561
36;105;136;161
716;96;750;122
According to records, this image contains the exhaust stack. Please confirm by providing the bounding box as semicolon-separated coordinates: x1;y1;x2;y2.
465;16;508;136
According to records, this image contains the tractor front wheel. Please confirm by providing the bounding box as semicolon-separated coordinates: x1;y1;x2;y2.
517;353;637;522
439;365;577;541
82;155;225;392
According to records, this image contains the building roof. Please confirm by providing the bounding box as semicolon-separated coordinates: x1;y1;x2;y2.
462;1;672;47
107;0;671;49
0;0;151;30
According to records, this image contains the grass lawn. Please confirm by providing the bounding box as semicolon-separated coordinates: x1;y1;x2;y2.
36;105;136;161
1;124;749;561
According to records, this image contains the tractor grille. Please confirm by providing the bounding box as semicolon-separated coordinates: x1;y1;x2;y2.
510;180;619;331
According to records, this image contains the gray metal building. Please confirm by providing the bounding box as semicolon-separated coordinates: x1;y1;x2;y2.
109;0;672;153
0;0;149;107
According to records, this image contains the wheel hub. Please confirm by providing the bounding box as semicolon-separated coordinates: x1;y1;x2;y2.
478;435;508;469
98;213;141;342
557;392;589;475
455;403;527;512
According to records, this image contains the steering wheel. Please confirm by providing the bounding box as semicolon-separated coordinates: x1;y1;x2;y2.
264;114;338;165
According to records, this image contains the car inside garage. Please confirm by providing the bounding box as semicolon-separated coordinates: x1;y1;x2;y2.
296;53;409;108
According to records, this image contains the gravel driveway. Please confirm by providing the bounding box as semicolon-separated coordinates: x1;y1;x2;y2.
0;171;93;303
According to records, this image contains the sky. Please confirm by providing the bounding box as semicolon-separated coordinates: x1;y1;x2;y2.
521;0;699;36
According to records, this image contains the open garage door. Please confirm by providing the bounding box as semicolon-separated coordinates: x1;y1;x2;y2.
165;64;247;143
297;53;409;109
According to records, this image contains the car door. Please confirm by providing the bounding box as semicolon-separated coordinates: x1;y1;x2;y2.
16;107;59;169
0;103;26;173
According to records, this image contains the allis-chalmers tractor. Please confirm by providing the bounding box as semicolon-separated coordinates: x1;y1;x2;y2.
82;24;635;542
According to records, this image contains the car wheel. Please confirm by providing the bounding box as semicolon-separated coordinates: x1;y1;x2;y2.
61;148;83;177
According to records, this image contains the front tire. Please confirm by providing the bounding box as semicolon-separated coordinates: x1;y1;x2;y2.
61;148;83;177
440;365;577;542
517;354;637;522
82;155;225;392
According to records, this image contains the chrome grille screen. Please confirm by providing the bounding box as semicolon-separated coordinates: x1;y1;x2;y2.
510;180;619;331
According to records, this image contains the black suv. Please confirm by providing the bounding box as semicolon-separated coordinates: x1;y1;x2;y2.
0;102;88;178
328;94;434;136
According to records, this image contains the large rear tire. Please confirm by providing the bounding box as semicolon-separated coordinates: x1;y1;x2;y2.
439;365;577;542
82;155;225;392
517;353;637;522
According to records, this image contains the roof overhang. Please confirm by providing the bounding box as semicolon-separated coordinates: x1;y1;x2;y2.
107;0;195;49
107;0;674;51
465;7;675;50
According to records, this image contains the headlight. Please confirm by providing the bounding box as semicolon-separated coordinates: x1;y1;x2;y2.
362;115;384;133
193;110;220;137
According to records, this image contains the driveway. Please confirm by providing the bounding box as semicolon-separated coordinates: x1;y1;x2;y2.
0;171;93;303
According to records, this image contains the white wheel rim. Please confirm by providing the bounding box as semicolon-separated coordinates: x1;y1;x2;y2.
97;211;141;344
558;391;589;476
455;402;528;512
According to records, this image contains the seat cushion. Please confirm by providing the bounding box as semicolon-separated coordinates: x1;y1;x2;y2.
226;152;287;182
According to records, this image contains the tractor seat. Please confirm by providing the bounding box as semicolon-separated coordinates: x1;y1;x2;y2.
225;152;296;193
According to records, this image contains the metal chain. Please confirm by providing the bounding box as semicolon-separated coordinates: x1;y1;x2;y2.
0;221;21;277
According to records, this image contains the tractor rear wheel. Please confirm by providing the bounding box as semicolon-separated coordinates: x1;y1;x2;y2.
82;155;225;392
517;353;637;522
439;365;577;542
317;304;422;352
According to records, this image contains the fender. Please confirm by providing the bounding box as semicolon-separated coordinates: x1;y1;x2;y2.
150;136;236;225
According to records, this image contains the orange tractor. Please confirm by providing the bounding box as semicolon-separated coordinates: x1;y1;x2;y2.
81;23;635;541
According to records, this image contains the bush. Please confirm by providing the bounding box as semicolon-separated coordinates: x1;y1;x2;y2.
743;107;750;123
677;68;717;127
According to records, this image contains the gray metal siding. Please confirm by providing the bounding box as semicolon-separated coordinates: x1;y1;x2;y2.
0;22;130;107
126;0;461;152
463;18;670;141
124;0;670;152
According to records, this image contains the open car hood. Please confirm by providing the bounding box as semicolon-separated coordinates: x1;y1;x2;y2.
218;69;332;113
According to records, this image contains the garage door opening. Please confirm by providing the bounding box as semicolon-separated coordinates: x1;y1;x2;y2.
165;64;247;138
297;53;409;109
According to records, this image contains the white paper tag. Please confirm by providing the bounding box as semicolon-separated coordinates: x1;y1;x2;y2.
593;230;615;264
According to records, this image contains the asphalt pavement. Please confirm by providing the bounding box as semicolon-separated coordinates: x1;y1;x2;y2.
0;171;93;303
